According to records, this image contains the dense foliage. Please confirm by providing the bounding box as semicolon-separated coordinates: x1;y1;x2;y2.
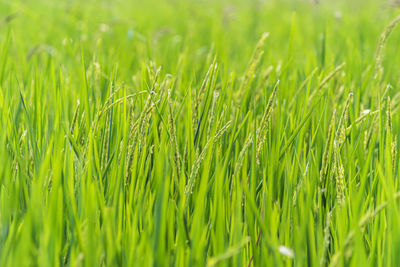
0;0;400;266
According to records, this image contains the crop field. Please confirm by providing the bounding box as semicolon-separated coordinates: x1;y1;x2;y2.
0;0;400;266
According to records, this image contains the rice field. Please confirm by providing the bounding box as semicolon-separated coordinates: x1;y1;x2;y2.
0;0;400;266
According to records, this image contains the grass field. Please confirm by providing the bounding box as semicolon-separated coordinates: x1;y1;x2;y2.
0;0;400;266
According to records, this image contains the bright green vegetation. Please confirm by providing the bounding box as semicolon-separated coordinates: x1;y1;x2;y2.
1;0;400;266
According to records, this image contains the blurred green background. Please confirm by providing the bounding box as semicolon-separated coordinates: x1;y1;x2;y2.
1;0;399;79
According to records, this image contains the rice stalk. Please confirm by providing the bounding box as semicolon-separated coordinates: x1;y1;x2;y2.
320;110;336;190
374;15;400;80
256;80;279;163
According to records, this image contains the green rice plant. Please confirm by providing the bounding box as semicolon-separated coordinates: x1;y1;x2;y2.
0;0;400;266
